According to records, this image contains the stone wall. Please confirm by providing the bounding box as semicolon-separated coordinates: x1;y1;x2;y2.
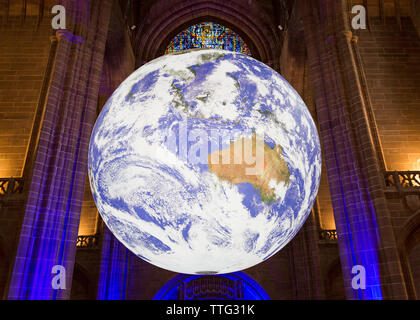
358;17;420;171
0;11;53;299
409;242;420;297
0;17;52;177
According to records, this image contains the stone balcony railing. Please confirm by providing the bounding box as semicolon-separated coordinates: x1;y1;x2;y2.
319;171;420;243
384;171;420;212
319;229;338;242
76;234;100;249
0;178;24;197
384;171;420;191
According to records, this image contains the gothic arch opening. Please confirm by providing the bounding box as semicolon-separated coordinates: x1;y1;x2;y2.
398;210;420;299
134;0;282;67
325;258;346;300
70;263;94;300
408;239;420;298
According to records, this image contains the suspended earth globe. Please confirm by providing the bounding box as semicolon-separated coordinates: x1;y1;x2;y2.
88;49;321;274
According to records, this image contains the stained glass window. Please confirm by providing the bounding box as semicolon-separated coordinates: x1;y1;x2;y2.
165;22;251;56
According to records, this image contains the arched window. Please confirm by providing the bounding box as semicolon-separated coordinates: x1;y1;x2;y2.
165;22;251;56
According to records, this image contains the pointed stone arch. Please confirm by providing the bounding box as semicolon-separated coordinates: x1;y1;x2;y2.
70;262;95;300
397;209;420;299
325;257;346;300
133;0;282;68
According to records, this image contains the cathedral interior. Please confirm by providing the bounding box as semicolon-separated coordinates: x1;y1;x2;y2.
0;0;419;300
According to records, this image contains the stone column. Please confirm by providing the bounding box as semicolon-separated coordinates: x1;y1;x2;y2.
288;207;326;299
94;0;139;299
280;6;325;297
97;226;134;300
7;0;112;299
300;0;407;299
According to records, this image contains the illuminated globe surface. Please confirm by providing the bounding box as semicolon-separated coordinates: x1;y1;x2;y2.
88;49;321;274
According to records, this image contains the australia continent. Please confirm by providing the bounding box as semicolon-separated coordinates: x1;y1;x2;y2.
208;136;290;203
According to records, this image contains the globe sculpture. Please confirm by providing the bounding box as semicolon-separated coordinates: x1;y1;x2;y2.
88;49;321;275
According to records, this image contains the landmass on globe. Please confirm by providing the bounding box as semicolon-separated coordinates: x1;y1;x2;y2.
208;135;290;204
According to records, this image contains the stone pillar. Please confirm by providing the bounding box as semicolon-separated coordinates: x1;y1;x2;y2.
300;0;407;299
97;226;134;300
289;208;326;299
94;0;139;300
7;0;112;299
280;6;325;297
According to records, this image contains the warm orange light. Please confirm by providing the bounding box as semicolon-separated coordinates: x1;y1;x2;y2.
77;207;99;236
318;209;336;230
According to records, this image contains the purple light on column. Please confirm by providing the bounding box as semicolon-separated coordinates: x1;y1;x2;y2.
336;165;383;299
97;228;131;300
